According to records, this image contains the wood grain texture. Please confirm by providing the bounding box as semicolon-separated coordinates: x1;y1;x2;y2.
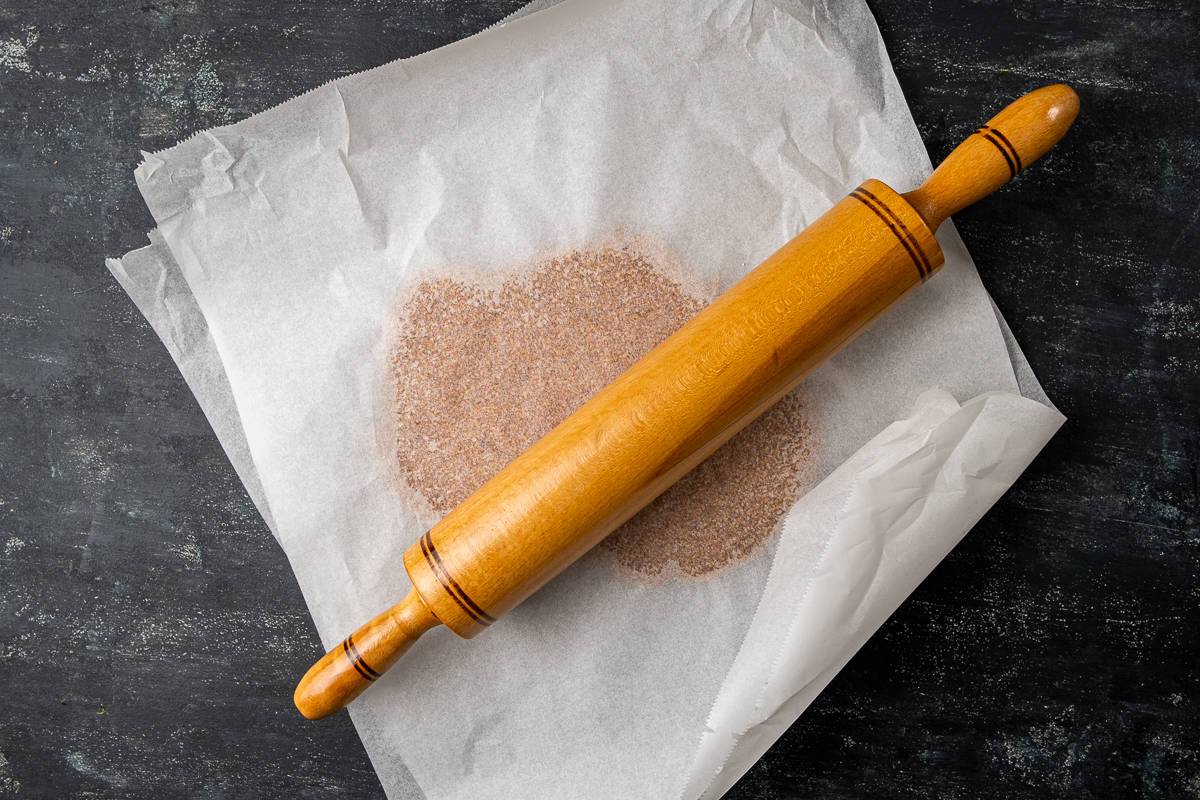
0;1;1196;798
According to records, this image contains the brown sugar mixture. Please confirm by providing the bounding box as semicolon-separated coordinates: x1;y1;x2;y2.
386;240;818;581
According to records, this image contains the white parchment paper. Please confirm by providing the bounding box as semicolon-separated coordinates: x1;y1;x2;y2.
108;0;1064;797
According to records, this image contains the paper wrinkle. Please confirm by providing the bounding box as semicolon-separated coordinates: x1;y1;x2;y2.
137;82;356;231
335;149;389;251
107;0;1067;798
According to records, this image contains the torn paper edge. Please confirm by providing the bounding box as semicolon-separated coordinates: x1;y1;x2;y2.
133;0;564;169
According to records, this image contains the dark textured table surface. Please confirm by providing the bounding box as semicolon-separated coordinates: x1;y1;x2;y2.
2;1;1197;797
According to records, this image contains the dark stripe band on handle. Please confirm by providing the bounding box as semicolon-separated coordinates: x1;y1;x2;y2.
978;125;1022;178
343;636;379;681
849;186;932;281
420;532;496;626
345;635;381;678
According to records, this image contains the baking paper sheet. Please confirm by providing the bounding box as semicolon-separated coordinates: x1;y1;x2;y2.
108;0;1064;796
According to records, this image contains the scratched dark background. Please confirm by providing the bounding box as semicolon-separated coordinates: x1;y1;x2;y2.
1;0;1197;797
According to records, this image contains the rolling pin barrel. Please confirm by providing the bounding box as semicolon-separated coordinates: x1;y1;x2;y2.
294;84;1079;720
403;177;941;638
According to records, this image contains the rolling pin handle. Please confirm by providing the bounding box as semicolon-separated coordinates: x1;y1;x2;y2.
904;84;1079;230
293;589;439;720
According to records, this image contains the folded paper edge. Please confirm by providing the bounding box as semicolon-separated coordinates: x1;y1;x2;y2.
681;390;1065;799
105;239;280;538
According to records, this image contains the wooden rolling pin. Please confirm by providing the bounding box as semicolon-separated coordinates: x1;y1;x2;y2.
295;84;1079;719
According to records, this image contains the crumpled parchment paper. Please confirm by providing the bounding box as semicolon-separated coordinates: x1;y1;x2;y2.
108;0;1064;796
